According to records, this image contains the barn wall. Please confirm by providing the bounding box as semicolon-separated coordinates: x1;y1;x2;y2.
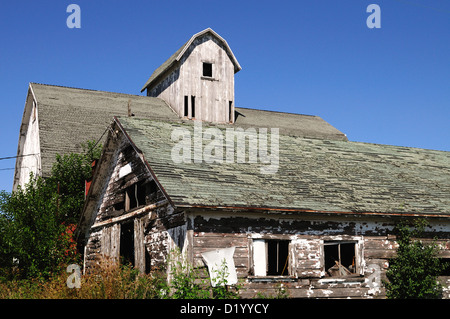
188;210;450;298
83;141;189;274
14;96;41;189
83;142;168;269
148;33;235;123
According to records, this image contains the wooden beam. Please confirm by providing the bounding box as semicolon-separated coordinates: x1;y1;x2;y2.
91;200;169;229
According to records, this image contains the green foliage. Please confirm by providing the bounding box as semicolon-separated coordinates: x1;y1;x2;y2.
385;219;447;299
159;251;210;299
159;250;241;299
210;259;240;299
0;258;161;299
0;140;102;280
49;140;102;224
0;176;65;279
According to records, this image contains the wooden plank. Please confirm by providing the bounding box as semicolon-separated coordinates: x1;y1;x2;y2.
134;218;145;273
92;200;169;229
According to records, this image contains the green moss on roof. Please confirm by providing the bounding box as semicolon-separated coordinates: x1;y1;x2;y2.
118;117;450;216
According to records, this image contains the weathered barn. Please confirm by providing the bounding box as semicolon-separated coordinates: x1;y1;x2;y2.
141;28;241;124
77;116;450;298
14;28;450;298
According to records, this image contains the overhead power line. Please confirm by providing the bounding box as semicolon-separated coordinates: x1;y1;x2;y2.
0;154;39;161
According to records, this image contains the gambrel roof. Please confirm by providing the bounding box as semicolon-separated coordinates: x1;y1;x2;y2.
113;116;450;217
14;83;346;189
14;83;180;188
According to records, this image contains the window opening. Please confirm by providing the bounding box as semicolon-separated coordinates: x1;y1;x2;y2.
203;62;212;77
184;96;189;117
229;101;233;123
125;181;146;211
191;96;196;118
253;239;290;276
120;222;134;267
324;241;356;277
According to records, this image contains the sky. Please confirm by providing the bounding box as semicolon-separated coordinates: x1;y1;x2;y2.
0;0;449;193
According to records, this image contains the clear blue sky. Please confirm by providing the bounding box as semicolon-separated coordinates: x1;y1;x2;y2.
0;0;449;192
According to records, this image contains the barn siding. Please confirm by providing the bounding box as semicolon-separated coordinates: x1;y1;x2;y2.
148;33;235;123
81;139;450;298
188;211;450;298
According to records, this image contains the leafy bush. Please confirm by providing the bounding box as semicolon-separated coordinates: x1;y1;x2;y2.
159;250;241;299
385;219;447;299
0;140;101;280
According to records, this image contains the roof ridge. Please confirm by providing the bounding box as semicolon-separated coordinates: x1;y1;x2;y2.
30;82;148;99
235;106;318;118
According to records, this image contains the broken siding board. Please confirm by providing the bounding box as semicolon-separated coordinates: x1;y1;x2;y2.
134;218;145;273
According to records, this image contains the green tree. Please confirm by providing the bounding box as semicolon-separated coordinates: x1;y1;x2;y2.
0;140;102;279
0;176;63;278
385;219;446;299
50;140;102;224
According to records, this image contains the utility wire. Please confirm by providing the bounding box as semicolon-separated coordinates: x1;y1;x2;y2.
0;154;39;161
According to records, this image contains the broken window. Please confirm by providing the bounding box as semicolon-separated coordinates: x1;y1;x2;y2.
125;181;146;211
120;221;134;267
203;62;213;77
253;239;290;276
324;241;357;277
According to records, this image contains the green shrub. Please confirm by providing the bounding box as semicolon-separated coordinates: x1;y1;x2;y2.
385;219;447;299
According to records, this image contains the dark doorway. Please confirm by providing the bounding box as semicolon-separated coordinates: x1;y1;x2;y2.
120;222;134;267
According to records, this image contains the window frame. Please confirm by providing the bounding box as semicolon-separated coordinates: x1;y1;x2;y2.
322;239;362;278
250;236;296;279
202;62;213;78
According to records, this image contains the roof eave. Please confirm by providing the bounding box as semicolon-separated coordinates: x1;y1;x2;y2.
176;204;450;219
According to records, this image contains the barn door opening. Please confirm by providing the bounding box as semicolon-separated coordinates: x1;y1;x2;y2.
120;221;134;267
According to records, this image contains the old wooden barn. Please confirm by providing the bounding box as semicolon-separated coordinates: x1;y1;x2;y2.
14;28;450;298
76;115;450;298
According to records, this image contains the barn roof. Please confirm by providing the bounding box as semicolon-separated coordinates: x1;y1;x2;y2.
140;28;242;93
17;83;346;183
115;116;450;217
22;83;179;178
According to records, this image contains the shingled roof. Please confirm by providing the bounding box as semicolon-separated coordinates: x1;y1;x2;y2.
18;83;346;182
116;117;450;217
25;83;179;177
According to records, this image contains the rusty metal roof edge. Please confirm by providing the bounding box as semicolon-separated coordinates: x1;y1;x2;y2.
175;204;450;219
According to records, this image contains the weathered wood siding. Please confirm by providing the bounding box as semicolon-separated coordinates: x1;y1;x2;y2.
188;210;450;298
148;33;235;123
83;141;189;273
14;94;41;189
